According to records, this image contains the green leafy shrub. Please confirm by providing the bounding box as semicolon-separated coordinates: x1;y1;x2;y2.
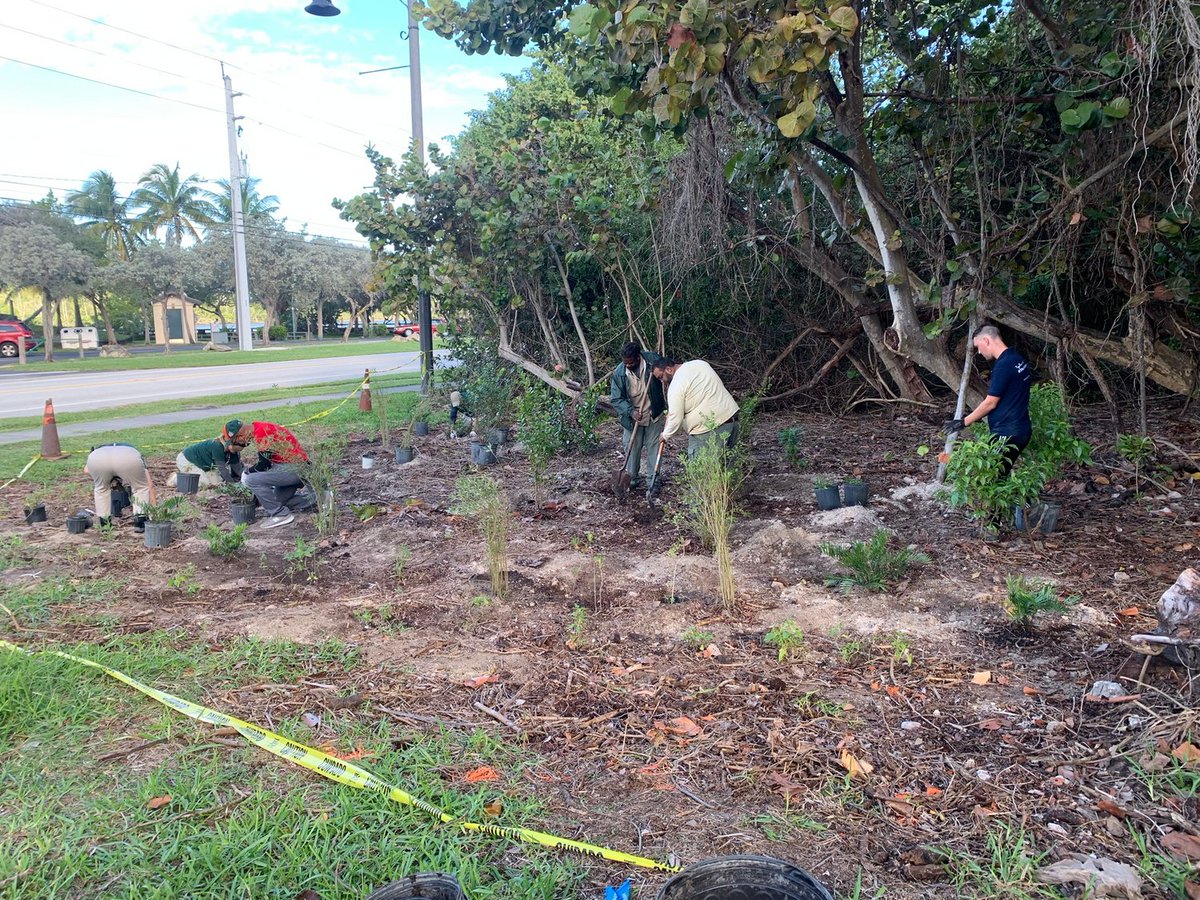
267;324;287;341
168;564;201;595
821;530;929;592
1005;576;1079;627
203;523;247;559
945;384;1091;522
143;497;190;524
285;536;319;582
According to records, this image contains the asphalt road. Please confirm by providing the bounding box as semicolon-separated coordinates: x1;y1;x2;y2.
0;351;424;419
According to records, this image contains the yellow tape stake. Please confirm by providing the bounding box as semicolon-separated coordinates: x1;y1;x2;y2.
0;640;679;873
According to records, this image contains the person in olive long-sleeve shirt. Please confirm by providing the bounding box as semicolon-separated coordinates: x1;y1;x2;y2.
168;419;248;489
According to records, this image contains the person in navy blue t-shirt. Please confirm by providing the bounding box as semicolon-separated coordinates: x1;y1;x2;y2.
945;325;1033;477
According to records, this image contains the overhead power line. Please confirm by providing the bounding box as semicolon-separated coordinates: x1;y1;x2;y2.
0;54;225;115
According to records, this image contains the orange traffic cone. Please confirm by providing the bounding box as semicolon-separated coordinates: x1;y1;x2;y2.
40;398;66;460
359;369;372;412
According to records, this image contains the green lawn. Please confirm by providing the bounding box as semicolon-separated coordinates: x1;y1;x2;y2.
0;611;584;898
0;373;421;434
5;339;426;374
1;389;427;490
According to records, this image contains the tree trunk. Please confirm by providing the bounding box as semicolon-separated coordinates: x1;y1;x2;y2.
41;289;54;362
317;302;325;341
92;293;118;346
72;296;83;328
143;300;151;344
261;303;276;344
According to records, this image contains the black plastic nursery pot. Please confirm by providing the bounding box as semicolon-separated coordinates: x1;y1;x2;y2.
364;873;464;900
1014;500;1062;534
111;488;130;515
24;504;47;524
656;855;833;900
175;472;201;494
231;501;257;526
66;514;90;534
413;421;430;437
814;485;841;511
470;441;497;466
842;480;869;506
395;446;416;464
487;427;507;446
131;514;147;533
143;521;172;549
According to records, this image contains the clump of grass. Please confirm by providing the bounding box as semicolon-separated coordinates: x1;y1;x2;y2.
202;523;247;560
1005;576;1078;627
452;474;509;597
943;822;1054;898
676;442;741;608
393;545;411;582
764;620;805;662
821;529;929;592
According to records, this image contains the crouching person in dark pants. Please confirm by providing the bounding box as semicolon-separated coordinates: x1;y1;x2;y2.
241;421;311;530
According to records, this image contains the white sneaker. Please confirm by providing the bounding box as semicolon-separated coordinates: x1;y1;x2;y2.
260;512;295;529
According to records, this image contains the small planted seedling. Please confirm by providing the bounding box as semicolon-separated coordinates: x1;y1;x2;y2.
470;594;492;609
285;537;319;583
566;604;588;649
764;619;805;662
167;564;201;596
821;530;929;592
1005;576;1078;628
393;545;411;582
1116;433;1155;492
680;625;715;650
777;427;805;468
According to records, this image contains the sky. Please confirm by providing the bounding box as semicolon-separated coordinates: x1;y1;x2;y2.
0;0;528;244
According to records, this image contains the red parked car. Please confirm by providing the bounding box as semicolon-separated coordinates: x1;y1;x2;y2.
392;318;442;338
0;320;37;358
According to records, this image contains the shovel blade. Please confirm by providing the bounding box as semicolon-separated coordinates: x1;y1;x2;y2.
614;470;631;503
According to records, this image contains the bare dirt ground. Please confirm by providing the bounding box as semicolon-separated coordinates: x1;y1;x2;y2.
5;404;1200;898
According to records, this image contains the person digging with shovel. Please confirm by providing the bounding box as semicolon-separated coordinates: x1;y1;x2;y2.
609;341;666;500
944;325;1033;480
84;442;156;530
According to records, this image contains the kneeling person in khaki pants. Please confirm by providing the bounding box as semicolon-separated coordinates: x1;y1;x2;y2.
84;442;156;526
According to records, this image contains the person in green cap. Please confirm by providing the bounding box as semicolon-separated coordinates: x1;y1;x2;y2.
168;419;249;489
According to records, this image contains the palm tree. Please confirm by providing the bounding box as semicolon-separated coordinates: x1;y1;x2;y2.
66;170;139;260
209;177;281;226
131;163;218;247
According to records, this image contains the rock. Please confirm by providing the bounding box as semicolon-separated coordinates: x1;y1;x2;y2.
1088;680;1126;699
203;342;234;352
99;344;133;358
1113;571;1131;583
1167;491;1183;500
900;720;921;731
1035;855;1143;897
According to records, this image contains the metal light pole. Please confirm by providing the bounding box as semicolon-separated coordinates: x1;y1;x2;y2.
306;0;433;393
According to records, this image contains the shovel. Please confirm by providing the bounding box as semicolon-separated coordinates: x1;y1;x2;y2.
646;436;667;503
612;422;640;503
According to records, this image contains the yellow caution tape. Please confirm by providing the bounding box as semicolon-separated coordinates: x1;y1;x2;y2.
0;453;41;490
0;639;679;873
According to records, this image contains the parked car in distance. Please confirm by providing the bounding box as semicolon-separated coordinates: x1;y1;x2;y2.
0;320;38;358
393;318;443;338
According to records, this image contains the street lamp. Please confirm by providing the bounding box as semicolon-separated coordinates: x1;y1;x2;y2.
304;0;340;16
305;0;433;394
